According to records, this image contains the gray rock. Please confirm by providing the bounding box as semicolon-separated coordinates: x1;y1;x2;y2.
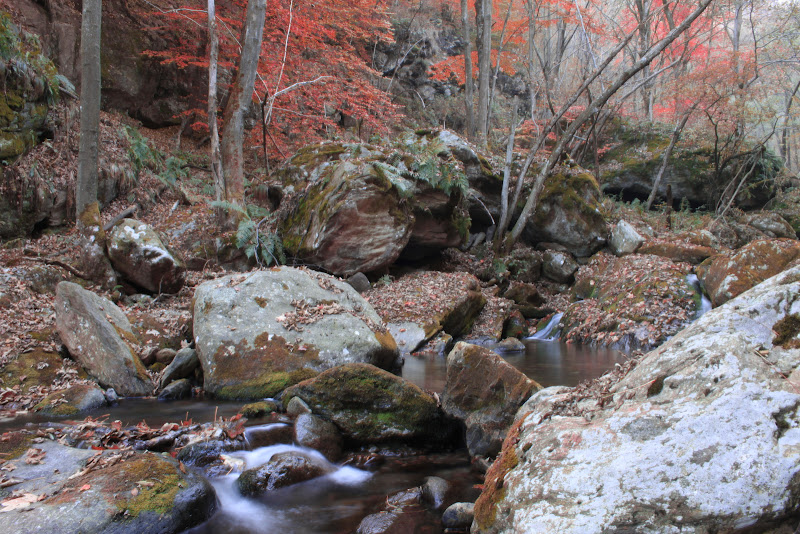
421;476;449;511
244;424;293;449
34;383;107;415
158;378;192;401
55;282;153;397
159;347;200;388
286;396;312;417
609;220;644;256
541;250;578;284
155;348;177;365
108;219;186;294
294;413;343;461
475;264;800;533
442;502;475;529
496;337;525;352
346;272;371;293
192;267;399;400
104;388;119;403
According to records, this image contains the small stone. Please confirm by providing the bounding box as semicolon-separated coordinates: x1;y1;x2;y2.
346;272;371;293
155;348;177;365
421;476;449;511
158;378;192;401
286;396;311;417
497;337;525;352
442;502;475;529
294;413;343;461
104;388;119;403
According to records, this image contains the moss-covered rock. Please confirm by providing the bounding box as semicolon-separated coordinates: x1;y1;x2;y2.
236;450;334;495
193;268;399;400
698;238;800;307
1;441;215;533
33;383;106;415
282;363;447;445
523;172;609;256
0;348;85;392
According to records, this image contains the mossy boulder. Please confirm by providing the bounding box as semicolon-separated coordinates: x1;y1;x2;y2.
0;348;85;393
54;282;153;396
442;342;540;457
1;441;215;533
280;157;414;276
523;172;609;257
192;268;399;400
282;363;447;444
698;238;800;307
107;219;186;294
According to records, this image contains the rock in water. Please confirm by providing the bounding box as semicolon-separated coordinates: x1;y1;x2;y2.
442;343;539;457
192;267;398;400
474;265;800;534
282;363;446;444
236;451;333;495
55;282;153;396
107;219;186;294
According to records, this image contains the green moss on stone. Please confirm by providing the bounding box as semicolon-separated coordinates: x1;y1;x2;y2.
113;455;182;517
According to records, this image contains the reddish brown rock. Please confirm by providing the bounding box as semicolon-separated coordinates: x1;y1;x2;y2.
442;342;540;457
638;240;716;265
698;238;800;307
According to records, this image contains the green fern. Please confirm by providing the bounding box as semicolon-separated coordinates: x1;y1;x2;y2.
212;201;285;267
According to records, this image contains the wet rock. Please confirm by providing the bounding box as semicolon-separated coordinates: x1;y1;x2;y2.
474;264;800;534
1;441;215;534
523;172;609;257
236;451;334;495
159;347;200;388
192;267;398;400
698;238;800;307
421;476;450;511
176;438;246;468
108;219;186;294
105;388;119;404
283;363;447;444
609;220;644;256
294;413;343;461
356;487;436;534
55;282;154;397
347;272;371;293
497;337;525;352
442;502;475;529
541;250;578;283
442;343;540;457
244;423;293;448
33;383;106;415
158;378;192;401
502;310;528;339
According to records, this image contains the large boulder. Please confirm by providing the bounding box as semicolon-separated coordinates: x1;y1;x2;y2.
0;440;216;533
54;282;153;396
473;264;800;534
192;268;399;400
523;172;609;257
282;363;446;444
280;157;414;276
698;238;800;307
364;271;486;353
442;343;540;457
108;219;186;294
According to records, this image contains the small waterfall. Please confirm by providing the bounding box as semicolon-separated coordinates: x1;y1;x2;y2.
527;312;564;341
687;274;712;320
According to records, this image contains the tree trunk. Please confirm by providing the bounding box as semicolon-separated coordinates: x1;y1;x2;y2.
208;0;224;204
220;0;267;221
475;0;492;147
77;0;101;217
508;0;713;246
76;0;116;289
495;96;518;247
461;0;474;140
645;105;695;210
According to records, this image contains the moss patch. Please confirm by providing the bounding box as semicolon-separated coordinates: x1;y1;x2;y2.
0;349;82;390
0;431;34;462
774;314;800;349
239;400;278;418
217;368;317;401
